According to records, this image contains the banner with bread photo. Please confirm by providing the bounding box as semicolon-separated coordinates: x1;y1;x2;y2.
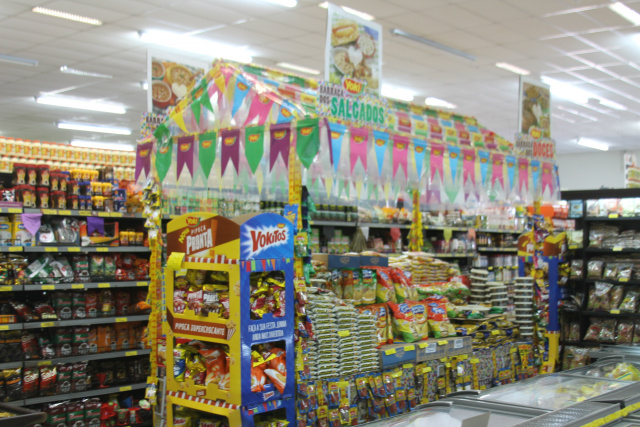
324;3;382;94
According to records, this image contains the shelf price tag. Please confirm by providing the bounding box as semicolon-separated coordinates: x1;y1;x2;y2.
167;252;186;270
41;285;55;290
613;247;623;252
120;386;132;392
384;348;397;355
9;247;21;252
403;363;414;369
8;208;21;213
422;367;432;374
96;247;109;252
72;284;84;289
0;325;9;331
611;309;621;314
78;210;92;216
98;212;110;217
111;212;123;217
470;358;480;364
619;278;629;283
40;322;55;328
609;213;619;218
98;283;110;288
0;286;12;292
67;247;81;252
116;317;128;323
38;360;52;366
125;351;138;357
136;282;148;287
58;210;71;216
42;209;57;215
404;345;415;351
45;247;58;252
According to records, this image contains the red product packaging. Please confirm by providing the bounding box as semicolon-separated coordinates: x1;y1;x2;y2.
37;186;50;209
38;164;50;186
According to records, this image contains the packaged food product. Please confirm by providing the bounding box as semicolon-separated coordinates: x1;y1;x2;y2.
587;260;605;278
610;285;624;309
620;290;639;312
599;318;617;342
570;260;583;279
374;268;396;304
387;301;423;343
425;296;454;338
390;268;417;302
360;269;377;305
604;263;619;280
341;270;357;301
358;304;390;347
587;282;612;311
617;321;634;344
406;300;429;339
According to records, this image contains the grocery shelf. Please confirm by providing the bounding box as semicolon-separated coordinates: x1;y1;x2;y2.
0;246;23;252
476;229;525;234
23;208;145;219
23;382;147;406
584;278;640;286
0;206;22;214
585;216;640;221
23;281;149;291
0;361;23;370
424;225;470;232
476;247;518;253
23;246;150;253
360;222;410;229
22;314;149;329
0;323;26;331
432;253;475;258
486;266;518;271
309;220;356;227
581;310;639;318
585;248;640;254
24;349;151;368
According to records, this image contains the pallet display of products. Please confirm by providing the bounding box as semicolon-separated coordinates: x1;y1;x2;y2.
164;212;296;426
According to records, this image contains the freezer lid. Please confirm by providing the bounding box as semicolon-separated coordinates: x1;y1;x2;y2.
593;383;640;407
445;397;549;418
513;402;621;427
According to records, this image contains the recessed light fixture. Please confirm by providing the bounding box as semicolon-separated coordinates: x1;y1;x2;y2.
57;122;131;135
276;62;320;75
60;66;112;79
609;2;640;26
381;85;414;102
139;31;252;63
425;97;457;109
32;7;102;26
70;140;134;152
495;62;530;75
391;28;475;61
36;96;126;114
577;138;609;151
318;2;375;21
263;0;297;7
0;54;38;67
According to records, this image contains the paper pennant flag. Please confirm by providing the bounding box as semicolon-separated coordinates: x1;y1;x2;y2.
244;125;265;175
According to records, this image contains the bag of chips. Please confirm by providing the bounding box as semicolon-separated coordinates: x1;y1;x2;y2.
374;268;396;304
387;301;423;343
620;290;639;312
610;285;624;309
358;304;391;347
406;301;429;339
360;269;377;305
617;321;634;344
587;282;612;311
425;296;455;338
389;268;416;303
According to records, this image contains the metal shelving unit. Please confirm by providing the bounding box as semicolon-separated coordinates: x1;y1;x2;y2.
22;281;149;291
24;349;151;368
22;382;147;406
22;314;150;330
477;247;518;253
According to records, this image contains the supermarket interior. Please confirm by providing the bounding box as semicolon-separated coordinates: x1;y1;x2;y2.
4;1;640;427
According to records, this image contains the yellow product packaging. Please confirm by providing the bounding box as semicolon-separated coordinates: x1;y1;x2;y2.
387;301;425;343
360;269;377;305
406;300;429;339
374;267;397;304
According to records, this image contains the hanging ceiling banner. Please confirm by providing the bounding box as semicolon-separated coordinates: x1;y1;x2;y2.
324;2;382;95
518;76;551;139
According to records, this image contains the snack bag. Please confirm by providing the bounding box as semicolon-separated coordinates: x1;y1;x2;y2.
406;301;429;339
390;268;416;303
341;270;358;302
374;268;396;304
360;269;377;305
617;321;634;344
620;290;639;312
425;296;454;338
610;285;624;310
599;318;617;342
359;304;391;347
587;282;613;311
387;301;422;343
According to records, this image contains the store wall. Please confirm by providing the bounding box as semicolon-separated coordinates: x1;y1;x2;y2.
557;151;633;191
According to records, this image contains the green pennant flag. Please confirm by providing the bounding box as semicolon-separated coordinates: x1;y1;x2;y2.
296;117;320;169
191;99;202;125
155;135;173;183
198;130;217;179
244;125;265;175
200;82;214;113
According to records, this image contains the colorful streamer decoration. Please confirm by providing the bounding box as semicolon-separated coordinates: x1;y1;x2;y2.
349;127;368;174
245;92;275;126
430;143;445;183
392;134;409;180
448;145;461;183
198;130;217;179
231;74;252;118
491;153;505;190
541;162;554;196
478;150;490;187
134;142;152;182
413;138;427;179
269;123;291;171
373;130;390;177
176;135;195;178
462;148;476;188
506;155;516;193
220;129;240;176
531;159;541;195
244;126;264;175
296;118;320;169
328;122;347;173
518;157;530;194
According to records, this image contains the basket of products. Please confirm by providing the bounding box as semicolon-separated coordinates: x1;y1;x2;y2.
0;402;46;427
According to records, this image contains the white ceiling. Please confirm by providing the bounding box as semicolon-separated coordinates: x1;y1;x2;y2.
2;0;640;154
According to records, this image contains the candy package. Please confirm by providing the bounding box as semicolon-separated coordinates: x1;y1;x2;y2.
406;300;429;339
390;268;416;303
587;282;612;311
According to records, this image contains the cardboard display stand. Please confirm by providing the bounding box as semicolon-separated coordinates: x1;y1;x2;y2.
165;212;295;425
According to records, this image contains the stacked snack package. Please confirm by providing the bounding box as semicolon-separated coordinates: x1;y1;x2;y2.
306;292;339;380
389;252;458;284
355;311;380;373
335;305;357;377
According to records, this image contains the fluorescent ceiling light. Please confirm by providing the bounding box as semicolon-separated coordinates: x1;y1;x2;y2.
318;2;375;20
60;66;112;79
32;7;102;26
542;76;627;111
425;97;457;109
495;62;530;75
381;85;414;102
141;81;149;91
578;138;609;151
70;140;134;152
276;62;320;75
0;54;38;67
391;28;475;61
36;96;126;114
609;2;640;26
58;122;131;135
557;105;598;121
139;31;252;63
263;0;297;7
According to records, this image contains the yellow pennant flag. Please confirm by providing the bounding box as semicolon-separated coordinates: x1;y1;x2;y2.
355;181;363;200
325;178;333;199
172;111;188;133
255;169;264;195
384;182;391;200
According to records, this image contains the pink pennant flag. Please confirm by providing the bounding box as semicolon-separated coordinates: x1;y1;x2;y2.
396;112;412;133
541;162;554;195
518;158;529;193
392;134;409;179
245;92;275;126
462;148;475;187
430;142;445;183
349;127;368;174
220;129;240;176
491;153;505;189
